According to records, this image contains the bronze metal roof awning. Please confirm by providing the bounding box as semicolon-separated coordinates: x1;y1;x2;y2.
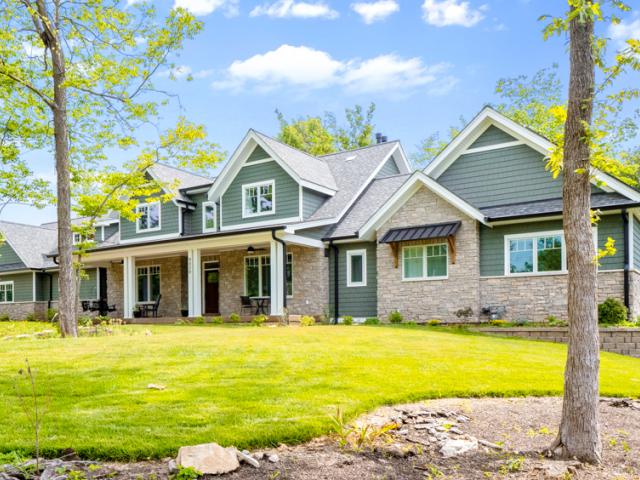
380;221;461;268
380;221;461;244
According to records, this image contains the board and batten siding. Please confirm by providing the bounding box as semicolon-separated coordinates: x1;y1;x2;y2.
480;214;625;276
120;194;180;240
221;158;300;227
634;215;640;270
376;155;400;178
0;272;33;302
0;241;25;268
329;242;377;318
302;188;327;218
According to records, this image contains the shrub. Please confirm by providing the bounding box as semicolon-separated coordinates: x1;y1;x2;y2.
193;316;205;325
210;316;224;325
363;317;379;325
0;314;10;322
251;314;267;327
79;316;93;327
405;320;417;326
427;319;442;326
175;466;202;480
300;315;316;327
228;313;240;323
598;297;627;325
24;313;36;322
47;308;58;322
388;310;403;324
513;318;529;326
342;315;353;325
489;319;508;327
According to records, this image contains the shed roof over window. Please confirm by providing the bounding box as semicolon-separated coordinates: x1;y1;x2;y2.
379;221;461;244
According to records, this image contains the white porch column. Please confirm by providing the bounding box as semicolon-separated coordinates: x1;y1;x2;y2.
270;239;284;316
188;248;202;317
123;256;136;319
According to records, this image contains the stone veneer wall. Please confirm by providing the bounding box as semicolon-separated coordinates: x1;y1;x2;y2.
476;327;640;358
107;263;124;318
479;270;628;322
136;256;187;317
376;185;481;323
629;270;640;321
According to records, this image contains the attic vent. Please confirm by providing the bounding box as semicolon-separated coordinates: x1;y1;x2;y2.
346;155;357;161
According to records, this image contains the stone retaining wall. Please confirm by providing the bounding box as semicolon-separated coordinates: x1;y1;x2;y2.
475;327;640;358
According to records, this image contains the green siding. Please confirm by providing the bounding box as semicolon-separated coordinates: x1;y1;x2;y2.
0;272;33;302
302;188;327;218
35;272;51;302
246;145;270;163
120;194;180;240
377;156;400;178
221;160;300;227
185;192;219;235
329;242;377;318
468;125;517;149
634;216;640;270
102;224;119;241
40;268;98;301
480;215;625;276
0;241;24;268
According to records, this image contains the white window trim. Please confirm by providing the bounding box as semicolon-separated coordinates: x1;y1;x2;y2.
242;180;275;219
401;243;449;282
136;265;160;304
504;230;567;276
202;201;217;233
0;281;14;304
346;249;367;287
136;201;162;233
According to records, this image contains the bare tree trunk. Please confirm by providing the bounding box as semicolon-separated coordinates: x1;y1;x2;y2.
550;6;601;464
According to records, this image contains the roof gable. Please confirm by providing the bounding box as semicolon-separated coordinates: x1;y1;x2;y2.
0;221;58;269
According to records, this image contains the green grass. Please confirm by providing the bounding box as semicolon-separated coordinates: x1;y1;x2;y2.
0;321;58;337
1;324;638;460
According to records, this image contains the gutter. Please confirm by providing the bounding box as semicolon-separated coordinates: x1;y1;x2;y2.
321;234;358;242
623;209;630;314
485;202;640;223
329;240;339;324
271;229;287;310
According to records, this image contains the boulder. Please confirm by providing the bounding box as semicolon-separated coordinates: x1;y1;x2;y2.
176;443;240;475
440;438;478;458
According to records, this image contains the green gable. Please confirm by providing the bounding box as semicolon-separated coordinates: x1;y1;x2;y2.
0;241;25;268
468;125;517;149
120;193;180;241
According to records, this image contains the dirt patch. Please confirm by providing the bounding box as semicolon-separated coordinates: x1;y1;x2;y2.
9;397;637;479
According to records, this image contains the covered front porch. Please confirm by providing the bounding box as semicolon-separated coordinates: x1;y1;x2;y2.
84;229;328;320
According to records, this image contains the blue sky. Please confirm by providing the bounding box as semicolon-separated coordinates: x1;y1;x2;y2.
7;0;640;225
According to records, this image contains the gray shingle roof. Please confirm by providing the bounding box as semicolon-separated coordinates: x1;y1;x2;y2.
253;131;338;192
148;163;214;203
481;193;639;220
307;141;403;223
326;173;410;238
0;221;58;269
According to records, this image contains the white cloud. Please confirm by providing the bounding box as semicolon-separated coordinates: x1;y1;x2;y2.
160;65;192;79
250;0;339;19
609;13;640;48
172;0;239;17
22;41;45;57
351;0;399;24
211;44;456;97
422;0;486;27
193;69;215;79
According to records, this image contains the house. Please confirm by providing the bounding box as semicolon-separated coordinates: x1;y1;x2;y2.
1;106;640;323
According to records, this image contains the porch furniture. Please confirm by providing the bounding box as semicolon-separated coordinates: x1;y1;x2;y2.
250;296;270;315
140;294;162;318
81;300;116;316
240;296;254;315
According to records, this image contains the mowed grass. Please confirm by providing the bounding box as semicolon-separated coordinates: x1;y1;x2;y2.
1;324;639;460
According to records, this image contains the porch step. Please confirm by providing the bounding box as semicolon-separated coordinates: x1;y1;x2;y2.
126;316;283;325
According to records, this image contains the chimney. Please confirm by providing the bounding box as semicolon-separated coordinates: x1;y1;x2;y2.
381;135;388;143
375;132;383;144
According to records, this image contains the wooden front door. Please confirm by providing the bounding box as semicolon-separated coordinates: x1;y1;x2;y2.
204;269;219;314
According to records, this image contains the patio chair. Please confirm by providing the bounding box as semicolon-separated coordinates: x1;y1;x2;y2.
81;300;91;312
141;294;162;318
240;296;254;315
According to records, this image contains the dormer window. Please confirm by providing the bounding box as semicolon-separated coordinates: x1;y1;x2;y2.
72;232;94;245
136;201;161;233
242;180;274;218
202;201;217;232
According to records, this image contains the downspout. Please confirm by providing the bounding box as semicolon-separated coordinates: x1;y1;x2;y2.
41;269;53;310
622;209;630;313
271;229;287;310
330;241;339;324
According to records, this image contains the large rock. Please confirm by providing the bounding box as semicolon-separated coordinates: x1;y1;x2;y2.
176;443;240;475
440;438;478;458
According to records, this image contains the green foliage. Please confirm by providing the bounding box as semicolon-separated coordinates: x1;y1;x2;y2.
276;103;376;155
300;315;316;327
363;317;379;325
193;316;205;325
0;314;9;322
173;466;201;480
328;406;396;452
499;455;525;474
228;313;240;323
546;315;567;327
489;319;509;327
47;309;58;322
210;316;224;325
427;319;442;326
388;310;404;324
23;313;35;322
342;316;353;326
251;315;267;327
598;297;628;325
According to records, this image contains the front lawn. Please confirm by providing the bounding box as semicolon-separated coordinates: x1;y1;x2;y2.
0;324;638;460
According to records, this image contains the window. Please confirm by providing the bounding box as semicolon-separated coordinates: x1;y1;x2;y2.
72;232;94;245
242;181;274;218
244;253;293;297
506;232;566;275
136;202;161;233
346;249;367;287
202;202;216;232
137;266;160;303
402;244;448;280
0;282;13;303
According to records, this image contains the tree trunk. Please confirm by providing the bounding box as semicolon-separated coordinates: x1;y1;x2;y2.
551;6;601;464
50;34;77;338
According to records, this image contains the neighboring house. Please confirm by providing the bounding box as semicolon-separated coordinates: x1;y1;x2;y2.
1;106;640;322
